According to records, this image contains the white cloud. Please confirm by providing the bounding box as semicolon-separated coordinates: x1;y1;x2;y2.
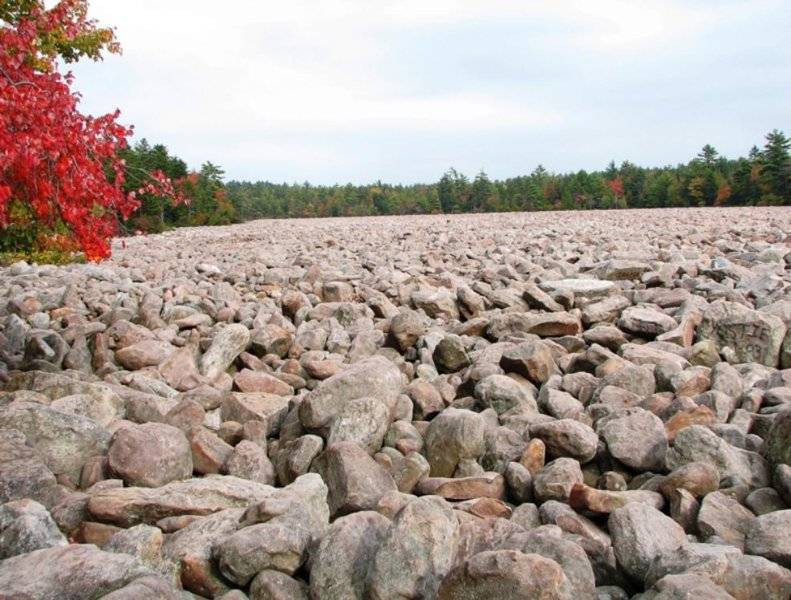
69;0;791;182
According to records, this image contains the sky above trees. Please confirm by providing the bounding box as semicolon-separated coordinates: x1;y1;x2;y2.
71;0;791;184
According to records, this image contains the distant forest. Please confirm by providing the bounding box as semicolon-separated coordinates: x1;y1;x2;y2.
125;130;790;232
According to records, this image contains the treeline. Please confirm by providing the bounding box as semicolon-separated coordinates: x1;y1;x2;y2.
128;130;790;231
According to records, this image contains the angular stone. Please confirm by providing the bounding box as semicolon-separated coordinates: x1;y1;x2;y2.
499;340;558;385
224;440;275;484
200;324;251;380
618;306;677;337
88;475;274;526
534;458;584;503
190;428;234;475
697;491;755;548
234;369;294;395
416;472;505;500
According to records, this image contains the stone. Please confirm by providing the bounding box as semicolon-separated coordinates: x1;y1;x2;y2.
433;335;471;373
474;374;537;414
416;472;505;500
534;458;584;503
608;503;687;581
108;422;192;487
569;484;664;514
407;380;445;420
745;510;791;568
697;301;786;367
309;510;391;600
530;419;598;463
0;544;156;600
0;401;110;481
765;409;791;467
0;429;59;505
311;441;397;516
499;340;558;384
437;550;572;599
368;496;460;600
327;396;391;454
115;339;175;370
618;306;677;337
162;508;245;597
388;310;427;351
665;425;770;489
224;440;275;484
88;475;274;526
250;570;309;600
190;428;234;475
658;462;720;499
299;356;402;430
424;407;486;477
597;408;668;471
0;498;67;558
697;491;755;548
215;475;329;585
234;369;294;395
200;324;251;380
540;278;614;297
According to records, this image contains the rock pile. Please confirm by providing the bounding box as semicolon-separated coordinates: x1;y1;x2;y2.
1;207;791;599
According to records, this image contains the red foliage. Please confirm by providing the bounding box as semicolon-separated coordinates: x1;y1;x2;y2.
607;177;625;199
0;3;179;260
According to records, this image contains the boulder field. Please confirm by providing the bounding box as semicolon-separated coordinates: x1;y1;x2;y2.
1;207;791;599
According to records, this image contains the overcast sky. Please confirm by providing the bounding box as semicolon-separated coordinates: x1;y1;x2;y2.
71;1;791;184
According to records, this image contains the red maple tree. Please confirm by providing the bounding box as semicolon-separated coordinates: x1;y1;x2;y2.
0;1;181;261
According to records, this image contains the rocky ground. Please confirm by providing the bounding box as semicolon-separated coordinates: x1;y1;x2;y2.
1;207;791;599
